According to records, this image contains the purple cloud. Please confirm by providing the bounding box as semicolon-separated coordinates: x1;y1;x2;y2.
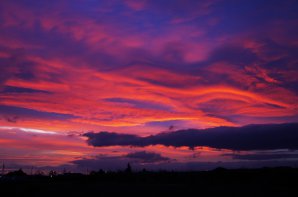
84;123;298;151
126;151;170;163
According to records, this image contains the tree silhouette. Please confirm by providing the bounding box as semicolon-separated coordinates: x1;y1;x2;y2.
6;168;27;176
125;163;132;173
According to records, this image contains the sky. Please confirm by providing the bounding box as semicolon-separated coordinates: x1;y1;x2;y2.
0;0;298;172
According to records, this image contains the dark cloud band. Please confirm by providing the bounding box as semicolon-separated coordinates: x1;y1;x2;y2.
84;123;298;151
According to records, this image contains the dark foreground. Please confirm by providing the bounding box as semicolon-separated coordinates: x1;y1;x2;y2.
1;167;298;197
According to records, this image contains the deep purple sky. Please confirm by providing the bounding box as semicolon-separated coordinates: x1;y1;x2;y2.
0;0;298;172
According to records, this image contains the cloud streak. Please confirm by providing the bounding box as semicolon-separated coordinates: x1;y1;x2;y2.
84;123;298;151
224;153;298;161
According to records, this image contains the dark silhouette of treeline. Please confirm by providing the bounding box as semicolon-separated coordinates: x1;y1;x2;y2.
1;165;298;196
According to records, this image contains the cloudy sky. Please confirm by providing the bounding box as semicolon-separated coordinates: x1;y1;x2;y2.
0;0;298;172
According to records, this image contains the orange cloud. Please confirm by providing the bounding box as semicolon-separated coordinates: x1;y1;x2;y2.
1;55;297;134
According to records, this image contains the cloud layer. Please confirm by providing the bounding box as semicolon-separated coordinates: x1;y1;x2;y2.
0;0;297;134
84;123;298;151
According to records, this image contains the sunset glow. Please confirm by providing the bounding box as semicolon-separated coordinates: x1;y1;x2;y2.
0;0;298;171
